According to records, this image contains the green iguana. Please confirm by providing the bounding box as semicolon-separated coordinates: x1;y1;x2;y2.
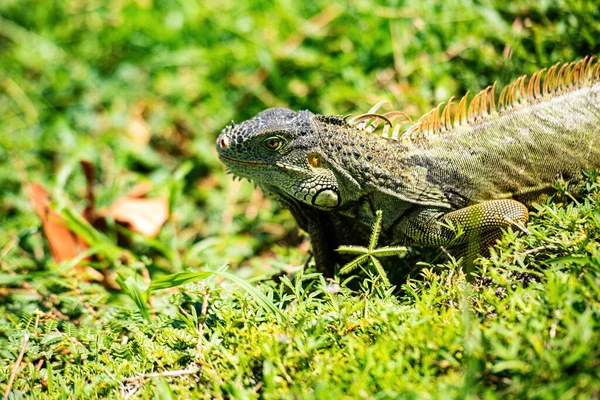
216;57;600;277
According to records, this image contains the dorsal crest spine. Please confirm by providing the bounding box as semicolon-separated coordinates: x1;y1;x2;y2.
348;56;600;142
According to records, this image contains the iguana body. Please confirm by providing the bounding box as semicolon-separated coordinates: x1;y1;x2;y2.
217;57;600;276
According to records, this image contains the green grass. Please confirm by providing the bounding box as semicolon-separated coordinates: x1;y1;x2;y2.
1;0;600;398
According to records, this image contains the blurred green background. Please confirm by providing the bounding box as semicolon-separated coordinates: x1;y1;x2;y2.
2;0;599;277
2;0;600;397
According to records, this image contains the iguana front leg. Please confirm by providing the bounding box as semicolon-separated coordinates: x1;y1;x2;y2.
283;200;337;277
399;200;529;260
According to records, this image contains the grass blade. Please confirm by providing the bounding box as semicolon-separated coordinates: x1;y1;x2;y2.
148;270;285;321
117;276;151;323
148;271;213;291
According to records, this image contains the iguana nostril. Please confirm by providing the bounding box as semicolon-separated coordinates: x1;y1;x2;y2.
219;136;230;149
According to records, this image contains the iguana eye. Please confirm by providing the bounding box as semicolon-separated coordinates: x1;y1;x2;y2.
264;137;283;150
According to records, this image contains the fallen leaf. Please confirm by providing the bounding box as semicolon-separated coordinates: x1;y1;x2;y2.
126;180;153;198
29;183;88;263
109;197;169;238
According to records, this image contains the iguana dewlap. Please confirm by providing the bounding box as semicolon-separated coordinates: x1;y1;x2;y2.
216;57;600;276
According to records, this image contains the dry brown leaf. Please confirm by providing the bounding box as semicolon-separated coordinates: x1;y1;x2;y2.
126;180;153;198
97;180;169;238
29;183;88;263
108;197;169;238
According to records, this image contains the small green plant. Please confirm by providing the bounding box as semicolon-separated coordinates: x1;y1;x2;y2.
336;210;407;287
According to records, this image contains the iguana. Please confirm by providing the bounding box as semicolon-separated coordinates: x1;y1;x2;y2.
216;57;600;277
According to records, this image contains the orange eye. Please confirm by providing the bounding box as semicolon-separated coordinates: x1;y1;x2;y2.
264;137;282;150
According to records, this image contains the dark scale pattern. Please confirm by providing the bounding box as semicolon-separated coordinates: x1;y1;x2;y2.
217;80;600;276
405;154;474;209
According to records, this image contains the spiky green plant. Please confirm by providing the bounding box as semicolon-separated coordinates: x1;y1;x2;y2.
337;210;407;287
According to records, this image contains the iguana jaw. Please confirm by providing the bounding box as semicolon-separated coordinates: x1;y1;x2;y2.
218;153;312;178
218;150;341;208
218;154;308;174
217;153;270;167
218;154;279;184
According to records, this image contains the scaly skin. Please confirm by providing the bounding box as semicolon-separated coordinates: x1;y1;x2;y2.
216;57;600;276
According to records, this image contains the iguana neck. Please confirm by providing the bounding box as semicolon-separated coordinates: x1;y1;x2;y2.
314;117;452;210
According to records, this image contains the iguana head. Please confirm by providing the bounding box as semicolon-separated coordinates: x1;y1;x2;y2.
216;107;348;208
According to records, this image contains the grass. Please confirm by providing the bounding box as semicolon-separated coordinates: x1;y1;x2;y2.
1;0;600;398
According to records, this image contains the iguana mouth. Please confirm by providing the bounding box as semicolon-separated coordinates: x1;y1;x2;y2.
218;154;271;166
218;155;304;173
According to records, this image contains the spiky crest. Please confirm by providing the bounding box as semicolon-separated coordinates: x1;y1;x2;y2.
348;56;600;142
